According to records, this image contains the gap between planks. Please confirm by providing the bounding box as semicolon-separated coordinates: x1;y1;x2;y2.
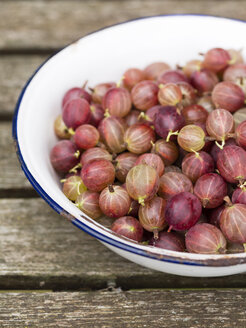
0;289;246;328
1;198;246;290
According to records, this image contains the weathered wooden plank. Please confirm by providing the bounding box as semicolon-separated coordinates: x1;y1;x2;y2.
0;122;34;192
1;1;246;51
0;55;47;118
1;197;246;289
0;289;246;327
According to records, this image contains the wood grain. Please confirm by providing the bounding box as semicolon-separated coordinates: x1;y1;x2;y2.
1;1;246;51
0;289;246;327
1;197;246;289
0;122;34;193
0;55;47;118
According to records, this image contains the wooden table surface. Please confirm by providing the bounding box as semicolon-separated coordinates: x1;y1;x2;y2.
1;1;246;327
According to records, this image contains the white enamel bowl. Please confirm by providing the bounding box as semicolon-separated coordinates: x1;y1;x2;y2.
13;15;246;277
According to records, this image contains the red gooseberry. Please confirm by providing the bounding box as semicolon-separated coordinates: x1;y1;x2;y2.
138;196;166;239
81;159;115;192
111;216;143;242
126;164;159;205
186;223;227;254
99;185;131;218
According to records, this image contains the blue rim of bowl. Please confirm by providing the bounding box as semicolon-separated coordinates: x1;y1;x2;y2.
12;14;246;268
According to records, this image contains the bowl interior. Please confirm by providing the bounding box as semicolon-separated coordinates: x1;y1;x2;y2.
14;15;246;263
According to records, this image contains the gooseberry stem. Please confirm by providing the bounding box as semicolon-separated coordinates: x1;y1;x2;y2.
202;198;209;208
239;178;246;186
138;111;149;121
192;149;200;157
69;163;82;173
215;138;225;150
138;197;146;206
217;246;226;254
77;182;81;195
116;76;125;88
166;130;179;142
82;80;88;89
224;196;233;207
104;109;110;118
74;150;80;159
68;128;75;135
150;140;155;148
108;185;115;193
153;229;159;240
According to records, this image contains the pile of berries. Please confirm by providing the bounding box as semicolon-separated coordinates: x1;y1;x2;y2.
50;47;246;254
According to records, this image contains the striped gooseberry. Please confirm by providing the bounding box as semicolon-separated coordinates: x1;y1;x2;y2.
111;216;143;242
124;123;155;154
114;152;138;183
76;191;102;219
186;223;227;254
138;196;166;239
80;147;112;166
235;121;246;149
98;116;127;154
154;106;185;141
74;124;99;149
158;172;193;200
182;151;214;183
223;64;246;82
206;109;234;149
63;176;87;201
232;186;246;205
81;159;115;192
210;138;237;163
126;164;159;205
194;173;227;208
217;145;246;184
208;204;225;228
62;98;91;129
123;68;145;90
197;95;215;113
157;83;182;106
50;140;80;173
102;87;132;117
151;139;179;166
177;125;205;152
144;62;170;80
190;69;218;94
150;231;185;252
212;81;245;113
54;115;71;139
131;80;159;111
158;69;189;85
165;192;202;231
182;104;208;125
62;87;91;108
182;59;202;78
202;48;231;72
220;197;246;243
135;153;165;177
233;107;246;127
99;185;131;218
91;82;116;104
177;82;196;107
89;104;104;127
